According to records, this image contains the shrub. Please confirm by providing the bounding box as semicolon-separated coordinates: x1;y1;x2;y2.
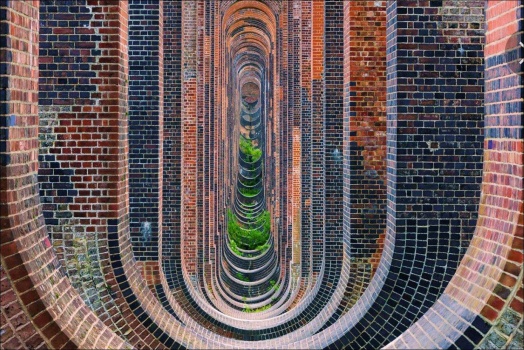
227;209;271;250
236;272;249;282
239;136;262;162
239;186;260;197
228;238;244;256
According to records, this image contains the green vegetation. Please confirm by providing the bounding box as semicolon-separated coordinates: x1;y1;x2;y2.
239;136;262;162
243;303;272;313
236;272;250;282
269;279;279;292
227;209;270;251
239;186;261;197
240;176;259;187
226;124;271;255
229;238;244;256
256;242;270;253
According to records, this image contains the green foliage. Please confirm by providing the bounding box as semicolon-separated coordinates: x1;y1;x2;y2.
240;176;259;187
255;243;270;253
235;272;249;282
226;131;270;253
228;238;244;257
227;209;271;250
243;303;272;313
269;279;279;292
239;136;262;162
239;186;260;197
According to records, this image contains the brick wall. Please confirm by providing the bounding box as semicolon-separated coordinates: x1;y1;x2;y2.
324;0;344;263
1;1;523;348
181;0;198;276
291;0;302;268
450;1;523;348
128;0;163;265
311;0;325;274
161;0;182;290
1;1;129;348
300;0;312;278
279;0;290;274
36;1;174;348
324;1;388;326
346;0;387;271
0;3;46;346
387;1;522;348
327;1;486;348
376;0;485;346
38;0;130;333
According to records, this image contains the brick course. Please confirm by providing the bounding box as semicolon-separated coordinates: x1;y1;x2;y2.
128;0;163;265
1;0;522;348
1;1;129;348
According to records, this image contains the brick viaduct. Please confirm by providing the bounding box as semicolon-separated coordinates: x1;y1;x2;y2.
1;0;522;349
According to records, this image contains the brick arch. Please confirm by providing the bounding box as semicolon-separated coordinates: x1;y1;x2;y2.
286;1;521;349
229;36;271;62
220;0;282;19
222;0;278;36
1;1;129;348
388;1;523;348
1;0;522;349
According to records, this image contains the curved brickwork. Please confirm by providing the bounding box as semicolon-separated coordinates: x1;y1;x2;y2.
387;1;523;348
1;0;523;349
1;1;129;348
37;2;140;339
127;0;163;270
36;2;179;348
325;2;485;348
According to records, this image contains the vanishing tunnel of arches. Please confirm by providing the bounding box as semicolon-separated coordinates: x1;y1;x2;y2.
1;0;522;349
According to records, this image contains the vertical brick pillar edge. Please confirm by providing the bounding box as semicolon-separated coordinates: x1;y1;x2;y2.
1;1;128;348
128;0;164;293
181;1;198;276
0;2;46;346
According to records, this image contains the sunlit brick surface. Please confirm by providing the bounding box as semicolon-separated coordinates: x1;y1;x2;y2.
1;0;522;349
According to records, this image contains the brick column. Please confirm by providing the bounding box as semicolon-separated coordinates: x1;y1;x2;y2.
387;0;485;258
181;0;198;275
1;1;128;348
1;2;46;347
387;2;522;348
291;0;302;268
346;0;387;272
128;0;163;276
324;0;344;261
300;0;312;277
331;1;485;348
196;0;205;284
38;0;126;323
320;1;388;330
311;0;325;273
279;0;289;266
161;0;182;288
37;1;170;348
327;1;485;348
446;1;523;348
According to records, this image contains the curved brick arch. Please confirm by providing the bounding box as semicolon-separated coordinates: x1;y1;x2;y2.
230;37;272;62
222;0;278;37
2;0;522;349
388;2;523;348
220;0;282;20
1;1;129;349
